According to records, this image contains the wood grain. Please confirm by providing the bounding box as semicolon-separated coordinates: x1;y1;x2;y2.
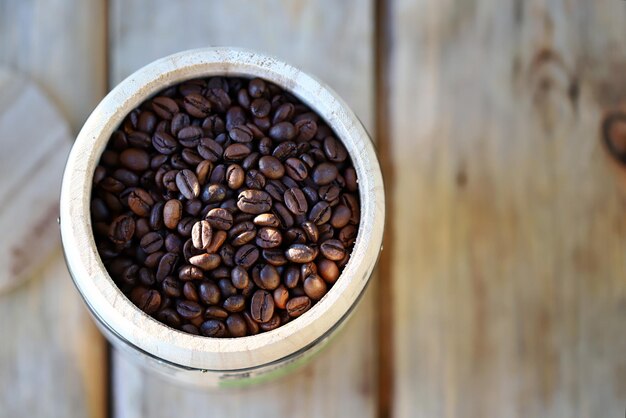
389;0;626;417
0;1;107;417
109;1;377;416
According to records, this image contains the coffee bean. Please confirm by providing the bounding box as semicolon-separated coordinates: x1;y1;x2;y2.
113;168;139;186
144;251;164;269
271;202;294;228
165;233;183;254
205;306;229;320
230;222;257;246
318;259;340;283
253;213;280;227
140;231;163;254
218;278;237;298
286;296;312;317
229;125;254;143
224;143;251;161
161;276;182;297
195;160;213;185
250;98;271;118
205;208;234;230
119;148;150;171
338;225;357;247
262;249;288;266
301;221;319;243
226;106;247;131
152;96;179;120
253;264;280;290
256;227;282;249
206;230;228;253
342;193;360;224
174;169;200;200
130;287;161;315
183;282;199;302
200;320;227;337
272;141;297;161
199;281;221;305
295;119;317;141
152;131;178;155
304;274;327;300
226;314;247;337
205;88;231;113
248;78;267;98
272;103;294;124
285;244;316;263
127;132;151;149
189;253;221;271
309;201;331;225
226;164;245;189
245;169;266;189
323;136;348;162
127;188;154;217
178;264;204;281
183;93;212;118
237;190;272;214
156;252;179;282
259;313;281;331
191;220;212;250
177;300;203;319
269;122;296;141
235;244;259;269
223;295;245;313
109;215;135;244
283;187;308;216
284;157;309;181
312;162;338;185
201;183;227;203
157;308;182;328
163;199;183;229
231;266;250;290
258;156;285;180
250;290;274;323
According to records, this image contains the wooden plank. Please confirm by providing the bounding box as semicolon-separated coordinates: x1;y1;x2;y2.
109;1;376;417
0;1;107;417
390;0;626;417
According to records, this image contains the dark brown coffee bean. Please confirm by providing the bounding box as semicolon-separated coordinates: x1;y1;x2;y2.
127;132;151;149
156;252;179;282
272;103;294;124
218;278;237;298
237;190;272;214
152;96;179;120
285;244;316;263
242;312;260;335
206;230;228;253
171;112;190;137
201;183;227;203
205;88;231;113
195;160;213;185
323;136;348;162
312;162;338;185
223;295;245;313
253;213;280;227
258;313;281;331
261;249;288;266
180;324;199;335
250;290;274;323
191;220;212;250
258;156;285;180
183;282;199;302
144;251;164;269
224;143;251;161
138;267;155;286
127;188;153;217
245;169;266;189
161;276;182;298
318;259;340;283
177;300;203;319
309;201;331;225
301;261;317;279
162;170;179;192
177;125;203;145
273;285;289;309
119;148;150;171
226;314;247;337
178;265;204;281
225;106;247;131
140;231;163;254
205;306;229;320
295;119;317;141
113;168;139;186
109;215;135;244
304;274;327;300
199;281;221;305
235;244;259;269
248;78;267;98
212;266;230;280
284;265;300;288
219;244;234;267
183;93;212;118
163;199;183;229
286;296;312;317
301;221;319;243
264;180;286;202
252;264;280;290
284;157;308;181
230;223;257;247
250;98;271;118
130;287;161;315
152;131;178;155
283;187;308;216
338;225;357;247
189;253;221;271
272;141;297;161
205;208;234;230
175;170;200;200
229;124;254;143
226;164;245;189
231;266;250;290
157;308;182;328
256;227;282;249
200;320;227;337
185;199;203;216
269;121;296;141
271;202;294;228
165;233;183;254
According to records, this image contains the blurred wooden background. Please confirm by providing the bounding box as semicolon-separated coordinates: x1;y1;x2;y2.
2;0;626;417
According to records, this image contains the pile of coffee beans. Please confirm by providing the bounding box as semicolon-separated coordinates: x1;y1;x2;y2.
91;76;360;338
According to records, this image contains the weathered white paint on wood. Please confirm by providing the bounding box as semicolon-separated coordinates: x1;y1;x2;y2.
390;1;626;417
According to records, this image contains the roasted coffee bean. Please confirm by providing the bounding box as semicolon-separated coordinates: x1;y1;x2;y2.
189;253;221;271
342;193;360;224
245;169;266;189
231;266;250;290
273;285;289;310
344;167;358;192
100;177;124;193
152;96;179;120
201;183;227;203
157;308;182;328
272;103;295;124
295;119;317;141
220;244;236;267
229;125;254;143
205;208;234;230
330;204;351;228
309;201;331;225
301;262;317;280
191;220;212;250
178;264;204;281
209;163;227;184
259;313;281;331
129;287;161;314
206;88;231;113
170;154;188;170
235;244;259;269
272;141;297;161
195;160;213;185
301;221;319;243
237;190;272;214
218;278;237;298
204;306;229;320
312;162;338;185
162;170;179;192
212;266;231;280
109;215;135;244
223;295;245;313
338;225;357;247
177;300;203;319
144;251;164;269
265;180;286;202
226;314;247;337
119;148;150;171
250;98;271;118
226;164;245;189
304;274;327;300
140;231;163;254
185;199;203;216
138;267;155;286
127;131;151;149
206;230;228;253
127;188;153;217
256;227;282;249
199;281;221;305
248;78;267;98
230;222;257;246
113;168;139;186
152;131;178;155
318;223;335;242
262;249;288;266
174;170;199;200
258;156;285;180
253;213;280;227
269;122;296;141
284;157;308;181
163;199;183;229
284;265;301;288
171;112;191;137
283;188;308;216
250;290;274;323
183;93;212;118
318;259;340;283
252;264;280;290
200;320;227;337
165;233;183;254
183;282;199;302
286;296;312;317
224;143;251;161
226;106;247;131
156;252;179;282
181;324;200;335
323;136;348;162
272;202;294;228
285;244;316;263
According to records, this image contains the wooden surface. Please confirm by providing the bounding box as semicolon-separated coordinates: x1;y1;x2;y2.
4;0;626;417
0;0;107;416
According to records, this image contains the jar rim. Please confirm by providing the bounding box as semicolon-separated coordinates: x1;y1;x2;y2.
60;47;385;371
